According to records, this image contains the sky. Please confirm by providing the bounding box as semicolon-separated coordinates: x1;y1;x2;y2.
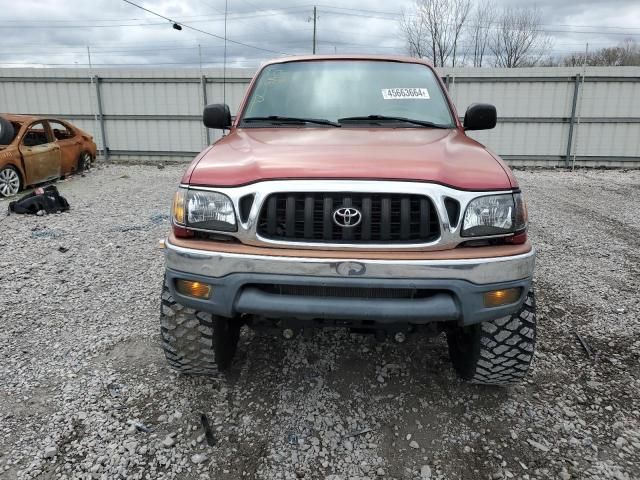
1;0;639;69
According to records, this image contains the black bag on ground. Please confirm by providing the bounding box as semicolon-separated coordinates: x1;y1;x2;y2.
8;185;70;214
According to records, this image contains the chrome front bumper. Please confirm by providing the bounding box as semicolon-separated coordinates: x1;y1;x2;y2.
164;240;535;325
164;239;535;285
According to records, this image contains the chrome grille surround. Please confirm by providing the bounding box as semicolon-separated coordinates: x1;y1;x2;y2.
179;180;516;251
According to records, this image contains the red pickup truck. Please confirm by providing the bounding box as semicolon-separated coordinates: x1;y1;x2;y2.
161;55;536;386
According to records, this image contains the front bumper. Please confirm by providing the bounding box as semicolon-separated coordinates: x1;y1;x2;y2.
164;239;535;326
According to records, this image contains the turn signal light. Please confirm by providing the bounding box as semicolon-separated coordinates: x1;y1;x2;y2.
505;231;528;245
175;279;211;299
172;189;186;225
484;288;521;307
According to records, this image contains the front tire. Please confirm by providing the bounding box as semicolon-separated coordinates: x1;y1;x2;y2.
78;152;92;172
446;289;536;386
160;278;240;376
0;165;22;197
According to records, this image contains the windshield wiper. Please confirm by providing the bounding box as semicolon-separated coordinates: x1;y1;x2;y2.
338;115;450;129
242;116;341;127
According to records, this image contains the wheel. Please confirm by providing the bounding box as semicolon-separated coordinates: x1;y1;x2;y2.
0;117;15;145
160;277;240;375
77;152;92;172
0;165;22;197
446;289;536;386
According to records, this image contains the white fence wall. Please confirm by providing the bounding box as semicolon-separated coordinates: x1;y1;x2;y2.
1;66;639;167
442;66;640;166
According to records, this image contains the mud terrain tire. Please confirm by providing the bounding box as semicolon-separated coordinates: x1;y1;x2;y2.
447;289;536;386
160;278;240;375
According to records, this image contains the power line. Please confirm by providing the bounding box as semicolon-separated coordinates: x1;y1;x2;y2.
318;4;640;31
0;35;630;59
120;0;288;55
0;22;173;28
1;6;314;23
238;0;263;11
0;46;233;56
5;4;639;32
0;60;263;67
1;9;312;29
3;4;638;35
1;41;300;55
2;7;638;39
325;7;640;36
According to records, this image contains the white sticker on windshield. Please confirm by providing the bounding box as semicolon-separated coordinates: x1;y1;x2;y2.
381;88;430;100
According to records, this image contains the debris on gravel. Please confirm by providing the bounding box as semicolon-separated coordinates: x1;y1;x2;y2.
190;453;207;464
42;447;57;460
0;166;638;479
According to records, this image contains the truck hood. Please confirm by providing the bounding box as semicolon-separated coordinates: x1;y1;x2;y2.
186;128;516;191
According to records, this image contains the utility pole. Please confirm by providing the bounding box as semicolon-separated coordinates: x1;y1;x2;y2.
86;45;92;69
223;0;228;107
87;45;100;159
312;6;317;54
572;42;589;171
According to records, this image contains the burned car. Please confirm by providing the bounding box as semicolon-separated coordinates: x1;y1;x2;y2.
0;114;97;197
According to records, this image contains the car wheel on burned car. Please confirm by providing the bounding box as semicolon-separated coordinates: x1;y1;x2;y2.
0;114;97;197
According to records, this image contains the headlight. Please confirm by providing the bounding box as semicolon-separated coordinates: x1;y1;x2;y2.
461;193;526;237
172;188;237;232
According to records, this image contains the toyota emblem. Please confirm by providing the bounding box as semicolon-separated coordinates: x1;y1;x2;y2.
333;207;362;228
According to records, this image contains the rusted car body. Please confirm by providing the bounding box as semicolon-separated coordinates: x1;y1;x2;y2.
0;114;97;197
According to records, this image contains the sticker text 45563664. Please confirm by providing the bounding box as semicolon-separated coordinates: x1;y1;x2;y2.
381;88;430;100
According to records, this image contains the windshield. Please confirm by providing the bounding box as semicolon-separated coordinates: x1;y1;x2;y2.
240;60;455;128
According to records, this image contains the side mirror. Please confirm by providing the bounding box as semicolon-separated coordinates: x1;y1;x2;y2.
463;103;497;131
203;104;231;129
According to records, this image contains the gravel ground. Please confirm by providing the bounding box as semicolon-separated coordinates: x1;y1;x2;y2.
0;165;638;480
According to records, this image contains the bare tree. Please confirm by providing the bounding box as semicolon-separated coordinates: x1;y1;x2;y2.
596;46;626;66
619;38;640;65
401;0;472;67
561;39;640;67
468;0;496;67
536;55;561;67
490;7;552;68
562;52;589;67
400;10;430;59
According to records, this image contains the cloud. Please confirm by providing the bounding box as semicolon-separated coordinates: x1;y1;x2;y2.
0;0;638;68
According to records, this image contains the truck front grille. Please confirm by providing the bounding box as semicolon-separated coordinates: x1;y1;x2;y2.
257;192;440;243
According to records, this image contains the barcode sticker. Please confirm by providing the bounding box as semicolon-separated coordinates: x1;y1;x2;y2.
381;88;430;100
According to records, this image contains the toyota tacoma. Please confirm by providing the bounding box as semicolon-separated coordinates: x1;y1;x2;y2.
160;55;536;386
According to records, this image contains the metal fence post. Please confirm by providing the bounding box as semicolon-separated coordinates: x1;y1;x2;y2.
565;74;580;167
94;75;109;161
201;74;210;145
